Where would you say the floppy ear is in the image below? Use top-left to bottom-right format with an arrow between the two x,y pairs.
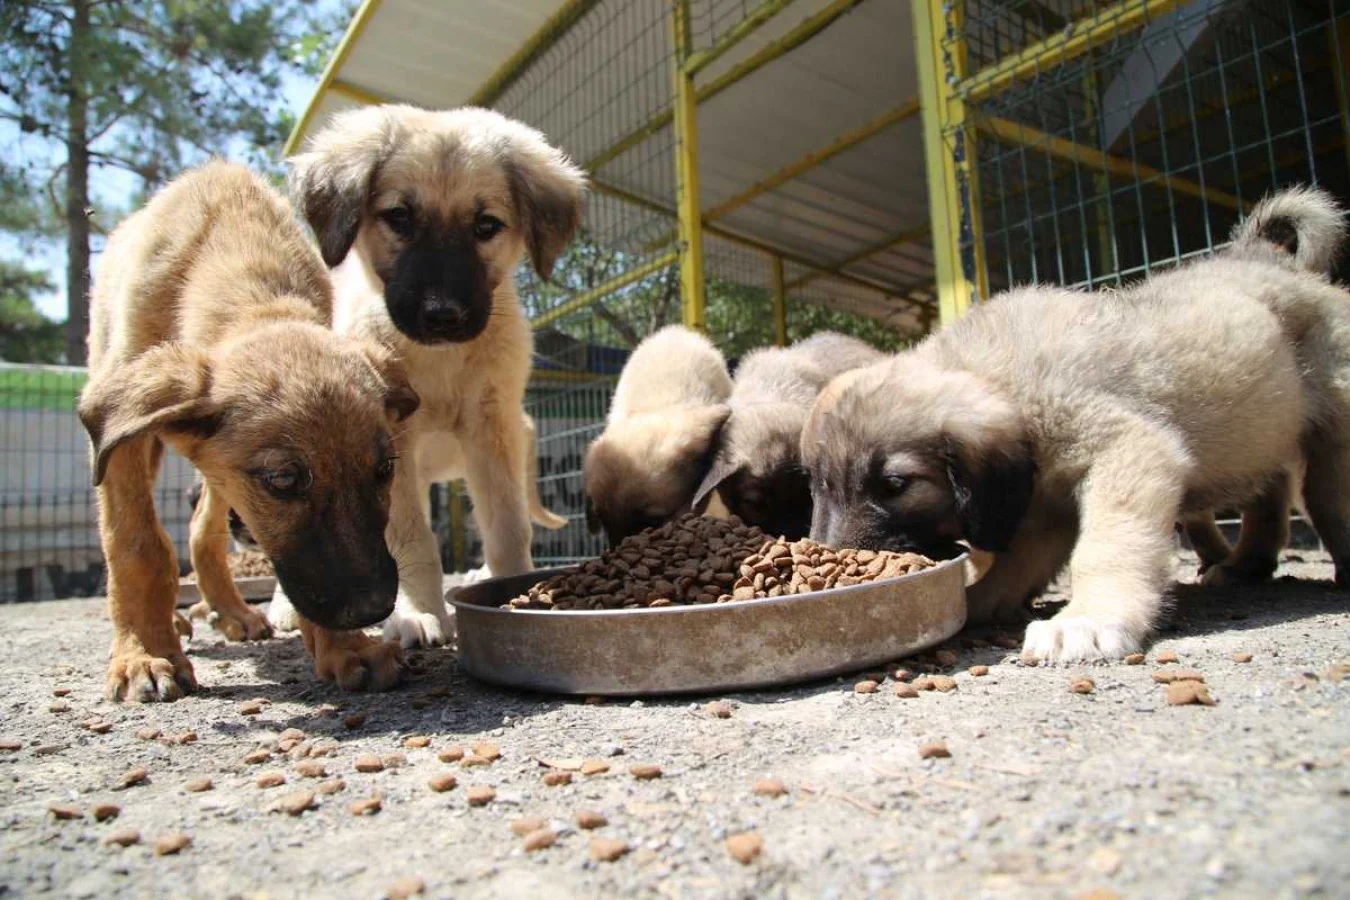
287,106 -> 402,267
691,453 -> 739,516
944,437 -> 1035,552
360,344 -> 421,424
667,404 -> 731,509
77,345 -> 220,488
501,124 -> 587,280
584,494 -> 601,535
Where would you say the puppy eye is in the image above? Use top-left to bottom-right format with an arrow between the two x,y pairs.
380,206 -> 415,237
881,474 -> 910,495
257,464 -> 310,499
474,215 -> 505,241
376,456 -> 397,483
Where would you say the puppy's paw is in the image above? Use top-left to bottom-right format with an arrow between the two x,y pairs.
382,601 -> 454,649
1021,616 -> 1141,664
106,648 -> 197,703
267,590 -> 300,632
310,630 -> 405,692
1199,558 -> 1276,588
187,600 -> 272,641
462,565 -> 494,585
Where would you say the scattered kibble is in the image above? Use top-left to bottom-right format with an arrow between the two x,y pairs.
522,828 -> 556,852
1170,669 -> 1205,683
185,777 -> 213,793
894,683 -> 920,699
930,675 -> 958,692
576,810 -> 608,830
278,728 -> 306,743
91,803 -> 120,822
386,876 -> 425,899
461,754 -> 491,768
511,816 -> 547,836
317,779 -> 346,795
854,680 -> 879,694
256,772 -> 286,789
629,764 -> 662,780
48,803 -> 82,820
84,719 -> 114,734
1070,677 -> 1096,694
104,828 -> 140,847
0,738 -> 22,752
48,701 -> 70,713
471,742 -> 501,761
354,755 -> 384,773
590,837 -> 630,862
1124,653 -> 1145,665
752,778 -> 787,798
52,688 -> 72,697
918,741 -> 951,760
705,701 -> 733,718
968,665 -> 989,677
1166,681 -> 1216,706
580,760 -> 610,776
117,767 -> 149,789
349,796 -> 381,816
403,735 -> 431,749
296,761 -> 327,779
466,786 -> 496,807
428,773 -> 458,793
275,791 -> 317,816
913,677 -> 936,691
1156,651 -> 1179,664
243,749 -> 271,765
382,753 -> 408,769
238,701 -> 263,716
438,746 -> 465,763
543,771 -> 573,787
154,833 -> 191,856
726,831 -> 764,865
1232,652 -> 1253,663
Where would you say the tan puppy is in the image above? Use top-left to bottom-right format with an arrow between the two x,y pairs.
287,105 -> 583,648
78,162 -> 418,700
693,332 -> 884,539
584,325 -> 732,544
804,188 -> 1350,662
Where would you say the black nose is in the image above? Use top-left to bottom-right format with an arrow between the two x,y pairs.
423,296 -> 466,329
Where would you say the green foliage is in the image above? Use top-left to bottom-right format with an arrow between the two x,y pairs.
0,261 -> 64,364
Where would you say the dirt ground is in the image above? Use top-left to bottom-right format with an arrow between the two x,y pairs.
0,551 -> 1346,899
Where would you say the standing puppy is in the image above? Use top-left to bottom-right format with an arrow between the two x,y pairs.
584,326 -> 732,544
804,188 -> 1350,662
693,333 -> 884,539
79,162 -> 417,700
287,105 -> 584,648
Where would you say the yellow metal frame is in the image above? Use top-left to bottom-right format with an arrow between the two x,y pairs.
786,225 -> 930,290
683,0 -> 798,76
532,251 -> 679,329
468,0 -> 605,108
283,0 -> 385,156
771,255 -> 787,346
671,0 -> 707,332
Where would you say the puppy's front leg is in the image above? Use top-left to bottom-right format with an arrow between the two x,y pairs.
1023,430 -> 1186,663
382,462 -> 453,648
966,514 -> 1076,625
298,616 -> 404,692
463,406 -> 533,578
1200,473 -> 1290,586
100,437 -> 197,702
186,479 -> 272,641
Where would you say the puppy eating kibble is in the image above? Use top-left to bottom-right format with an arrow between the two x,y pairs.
693,332 -> 884,539
803,187 -> 1350,662
287,104 -> 581,647
78,162 -> 417,700
584,326 -> 733,544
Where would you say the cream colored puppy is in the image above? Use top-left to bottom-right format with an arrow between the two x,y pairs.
285,105 -> 584,648
805,187 -> 1350,662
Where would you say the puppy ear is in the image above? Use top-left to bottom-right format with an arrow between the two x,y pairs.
499,120 -> 587,281
691,454 -> 738,516
78,345 -> 220,487
944,438 -> 1035,552
288,106 -> 402,267
584,494 -> 601,535
360,345 -> 421,424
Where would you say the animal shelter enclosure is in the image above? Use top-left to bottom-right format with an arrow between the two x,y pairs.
1,0 -> 1346,598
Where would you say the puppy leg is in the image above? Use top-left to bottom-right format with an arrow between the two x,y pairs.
1181,512 -> 1231,574
298,616 -> 404,692
1023,430 -> 1186,663
382,466 -> 453,648
464,408 -> 534,578
1302,435 -> 1350,586
1201,475 -> 1290,586
966,514 -> 1077,625
186,479 -> 272,640
100,437 -> 197,702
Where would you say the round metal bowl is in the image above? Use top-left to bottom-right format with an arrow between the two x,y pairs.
446,553 -> 968,697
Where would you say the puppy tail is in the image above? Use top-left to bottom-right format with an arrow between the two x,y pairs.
1229,185 -> 1346,275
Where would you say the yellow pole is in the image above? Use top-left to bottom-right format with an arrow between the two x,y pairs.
671,0 -> 707,332
771,255 -> 787,346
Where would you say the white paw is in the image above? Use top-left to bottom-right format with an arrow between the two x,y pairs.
1021,615 -> 1141,663
267,588 -> 300,633
382,598 -> 454,649
462,565 -> 494,585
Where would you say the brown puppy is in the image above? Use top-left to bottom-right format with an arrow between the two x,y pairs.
804,188 -> 1350,663
79,161 -> 418,701
584,326 -> 732,544
693,332 -> 884,539
287,105 -> 582,647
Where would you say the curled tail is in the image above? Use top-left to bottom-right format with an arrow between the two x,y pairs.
1229,186 -> 1346,274
523,413 -> 568,530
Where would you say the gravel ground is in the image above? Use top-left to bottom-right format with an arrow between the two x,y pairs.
1,551 -> 1346,899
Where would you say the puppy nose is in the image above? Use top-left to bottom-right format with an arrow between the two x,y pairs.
422,294 -> 465,328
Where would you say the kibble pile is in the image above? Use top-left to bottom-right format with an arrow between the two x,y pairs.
229,552 -> 274,578
507,513 -> 935,611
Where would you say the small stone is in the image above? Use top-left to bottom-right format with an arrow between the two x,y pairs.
354,755 -> 384,773
466,786 -> 496,807
919,741 -> 951,759
590,838 -> 630,862
580,759 -> 610,776
894,683 -> 920,699
256,772 -> 286,789
1124,653 -> 1145,665
317,779 -> 346,795
428,773 -> 458,793
968,665 -> 990,677
576,810 -> 608,830
854,680 -> 879,694
238,701 -> 263,716
1167,681 -> 1216,706
296,761 -> 327,779
104,827 -> 140,847
386,876 -> 425,899
48,700 -> 70,713
91,803 -> 121,822
704,701 -> 733,718
726,831 -> 764,864
930,675 -> 958,692
935,649 -> 959,667
1232,652 -> 1253,663
752,778 -> 787,798
522,828 -> 556,852
438,745 -> 465,763
154,833 -> 191,855
629,764 -> 662,780
1070,677 -> 1096,694
471,742 -> 501,761
1156,650 -> 1179,664
511,816 -> 547,836
343,712 -> 367,729
48,802 -> 82,820
543,771 -> 573,787
185,777 -> 212,793
349,796 -> 381,816
118,767 -> 149,789
403,735 -> 431,749
243,749 -> 271,765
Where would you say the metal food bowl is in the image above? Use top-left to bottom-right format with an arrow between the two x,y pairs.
446,553 -> 968,696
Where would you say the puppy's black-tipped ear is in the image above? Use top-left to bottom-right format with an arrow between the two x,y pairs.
945,438 -> 1035,552
691,454 -> 738,516
584,495 -> 601,535
288,106 -> 403,267
500,122 -> 587,281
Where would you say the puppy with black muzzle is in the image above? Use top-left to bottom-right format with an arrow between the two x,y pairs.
803,187 -> 1350,663
584,326 -> 732,544
79,162 -> 418,701
692,332 -> 884,539
286,105 -> 581,648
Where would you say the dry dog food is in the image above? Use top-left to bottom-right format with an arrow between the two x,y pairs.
752,778 -> 787,798
105,828 -> 141,847
348,796 -> 381,816
511,816 -> 547,836
1167,681 -> 1216,706
1070,677 -> 1096,694
91,803 -> 120,822
580,760 -> 610,776
726,831 -> 764,864
918,741 -> 951,759
154,833 -> 191,856
576,810 -> 608,829
428,773 -> 458,793
629,764 -> 663,780
466,786 -> 496,806
184,777 -> 213,793
523,828 -> 556,852
505,514 -> 935,610
590,838 -> 630,862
